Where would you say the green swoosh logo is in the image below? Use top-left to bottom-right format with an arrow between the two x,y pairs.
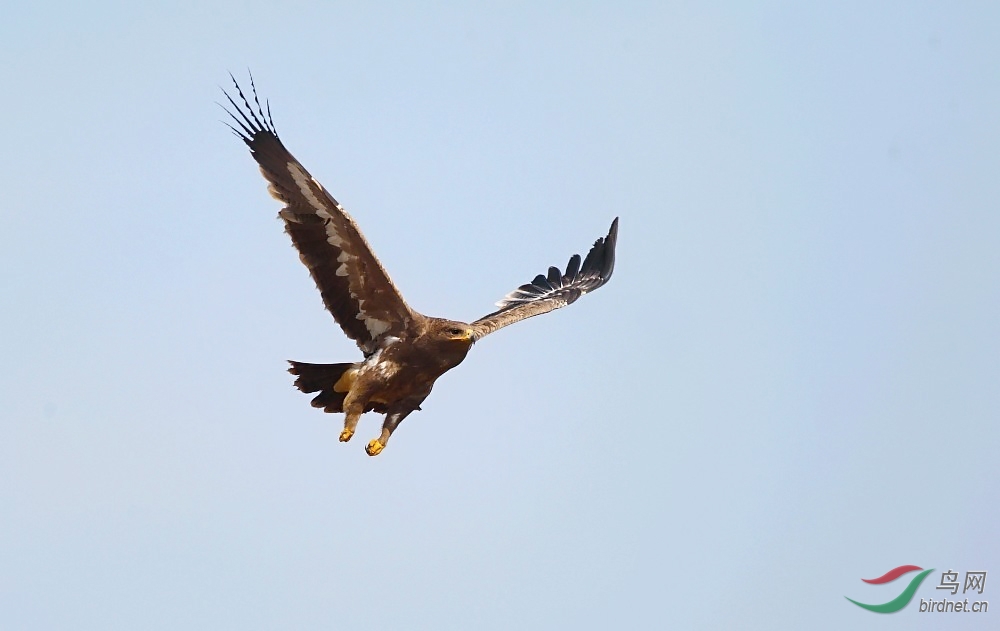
846,569 -> 934,613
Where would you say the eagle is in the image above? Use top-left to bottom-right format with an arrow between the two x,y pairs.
223,76 -> 618,456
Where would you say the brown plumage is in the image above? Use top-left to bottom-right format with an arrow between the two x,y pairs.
223,74 -> 618,456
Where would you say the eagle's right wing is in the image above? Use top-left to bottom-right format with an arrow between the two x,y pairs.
470,218 -> 618,340
223,76 -> 420,354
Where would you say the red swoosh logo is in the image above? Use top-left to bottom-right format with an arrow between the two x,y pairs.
862,565 -> 923,584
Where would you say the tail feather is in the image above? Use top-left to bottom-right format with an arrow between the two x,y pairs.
287,361 -> 357,413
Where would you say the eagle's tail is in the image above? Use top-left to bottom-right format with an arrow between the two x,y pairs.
287,361 -> 358,413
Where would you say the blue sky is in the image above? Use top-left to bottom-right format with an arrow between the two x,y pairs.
1,2 -> 997,629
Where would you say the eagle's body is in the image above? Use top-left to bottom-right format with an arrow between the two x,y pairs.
224,76 -> 618,455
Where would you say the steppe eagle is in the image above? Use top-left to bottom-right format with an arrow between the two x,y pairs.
223,75 -> 618,456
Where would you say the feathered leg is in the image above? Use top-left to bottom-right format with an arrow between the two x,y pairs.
340,379 -> 374,443
365,407 -> 416,456
340,412 -> 362,443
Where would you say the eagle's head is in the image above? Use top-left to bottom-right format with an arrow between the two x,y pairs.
432,318 -> 475,346
423,317 -> 475,368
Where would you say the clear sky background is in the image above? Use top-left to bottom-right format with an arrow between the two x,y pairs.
1,2 -> 997,630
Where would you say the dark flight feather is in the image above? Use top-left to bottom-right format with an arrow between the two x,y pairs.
222,75 -> 419,355
470,217 -> 618,339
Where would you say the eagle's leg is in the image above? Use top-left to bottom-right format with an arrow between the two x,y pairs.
365,408 -> 414,457
339,411 -> 361,443
340,383 -> 374,443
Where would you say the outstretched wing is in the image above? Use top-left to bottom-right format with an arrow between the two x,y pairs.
222,75 -> 420,355
470,218 -> 618,340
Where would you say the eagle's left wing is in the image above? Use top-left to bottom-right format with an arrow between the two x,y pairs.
470,218 -> 618,340
223,76 -> 420,355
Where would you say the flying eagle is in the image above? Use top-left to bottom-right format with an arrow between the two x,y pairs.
223,76 -> 618,456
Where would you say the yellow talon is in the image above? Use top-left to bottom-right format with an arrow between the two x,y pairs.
366,439 -> 384,456
339,428 -> 354,442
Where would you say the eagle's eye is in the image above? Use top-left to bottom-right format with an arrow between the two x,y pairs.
448,328 -> 464,336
